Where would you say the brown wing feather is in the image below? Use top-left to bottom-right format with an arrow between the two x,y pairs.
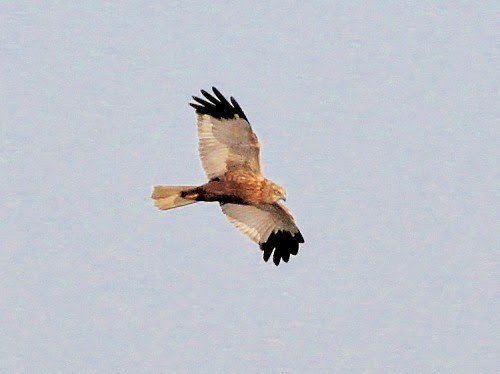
190,87 -> 261,179
220,202 -> 304,265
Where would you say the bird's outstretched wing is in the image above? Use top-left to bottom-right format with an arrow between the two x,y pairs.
220,202 -> 304,265
189,87 -> 261,180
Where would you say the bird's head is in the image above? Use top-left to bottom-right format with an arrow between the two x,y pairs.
270,182 -> 287,202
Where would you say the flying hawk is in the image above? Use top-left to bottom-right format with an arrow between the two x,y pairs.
152,87 -> 304,265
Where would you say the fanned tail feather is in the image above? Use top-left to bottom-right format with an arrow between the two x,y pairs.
151,185 -> 197,210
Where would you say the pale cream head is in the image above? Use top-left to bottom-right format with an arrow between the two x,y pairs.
270,182 -> 287,202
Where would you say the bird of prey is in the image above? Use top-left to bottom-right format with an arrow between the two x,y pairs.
152,87 -> 304,265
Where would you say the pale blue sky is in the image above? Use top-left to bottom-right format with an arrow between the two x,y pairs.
1,1 -> 498,372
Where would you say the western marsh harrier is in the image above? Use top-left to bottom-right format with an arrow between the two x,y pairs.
152,87 -> 304,265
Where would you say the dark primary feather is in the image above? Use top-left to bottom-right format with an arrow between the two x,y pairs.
189,87 -> 248,121
260,230 -> 305,266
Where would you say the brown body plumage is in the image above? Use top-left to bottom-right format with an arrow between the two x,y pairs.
181,173 -> 282,206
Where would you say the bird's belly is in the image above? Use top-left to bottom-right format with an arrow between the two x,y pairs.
199,178 -> 264,205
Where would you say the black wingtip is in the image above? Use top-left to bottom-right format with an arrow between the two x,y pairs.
189,87 -> 248,121
212,86 -> 222,97
260,230 -> 304,266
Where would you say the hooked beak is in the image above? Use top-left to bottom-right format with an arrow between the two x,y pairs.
281,195 -> 287,202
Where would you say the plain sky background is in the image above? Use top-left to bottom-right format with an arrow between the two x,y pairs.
1,1 -> 498,372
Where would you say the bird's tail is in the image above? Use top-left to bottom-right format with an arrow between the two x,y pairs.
151,185 -> 198,210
